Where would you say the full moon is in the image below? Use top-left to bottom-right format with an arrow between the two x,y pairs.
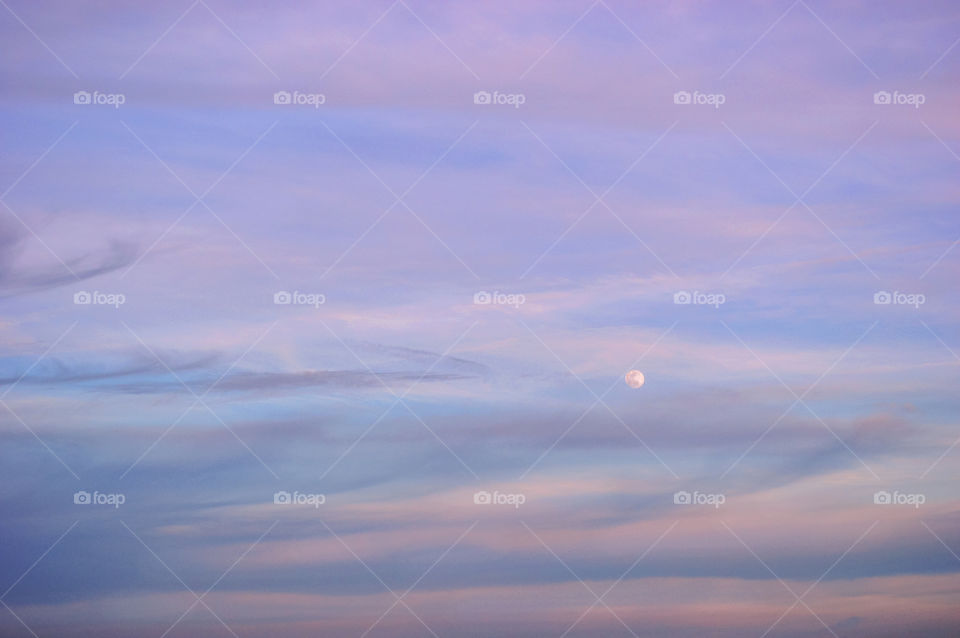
625,370 -> 645,389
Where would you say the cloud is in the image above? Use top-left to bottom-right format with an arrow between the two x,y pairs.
0,220 -> 138,297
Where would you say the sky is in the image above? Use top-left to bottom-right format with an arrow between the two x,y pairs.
1,1 -> 959,636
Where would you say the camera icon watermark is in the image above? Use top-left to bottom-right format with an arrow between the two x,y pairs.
873,90 -> 925,108
473,290 -> 525,308
473,490 -> 526,508
873,490 -> 925,508
74,490 -> 125,508
673,490 -> 725,508
273,490 -> 325,508
74,290 -> 126,308
274,290 -> 325,308
473,90 -> 525,108
73,90 -> 125,108
873,290 -> 925,308
273,90 -> 325,108
673,290 -> 725,308
673,90 -> 725,108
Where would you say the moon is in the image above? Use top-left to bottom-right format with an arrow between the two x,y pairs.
625,370 -> 645,389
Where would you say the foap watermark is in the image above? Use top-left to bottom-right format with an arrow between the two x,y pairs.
273,90 -> 326,108
674,290 -> 725,308
74,290 -> 126,308
473,490 -> 526,509
274,290 -> 325,308
874,490 -> 925,508
73,90 -> 125,108
673,90 -> 725,109
473,90 -> 526,108
474,290 -> 525,308
273,490 -> 326,508
874,290 -> 925,308
873,90 -> 925,108
74,490 -> 125,508
673,490 -> 725,508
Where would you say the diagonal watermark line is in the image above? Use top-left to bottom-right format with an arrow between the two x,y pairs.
121,521 -> 240,638
721,320 -> 878,479
920,36 -> 960,79
520,120 -> 611,202
198,200 -> 281,278
0,200 -> 80,280
1,121 -> 82,279
123,117 -> 273,205
0,600 -> 39,638
0,0 -> 78,78
798,0 -> 879,79
120,120 -> 202,198
119,320 -> 278,479
318,0 -> 400,81
120,0 -> 201,79
720,120 -> 879,280
921,521 -> 960,563
520,0 -> 600,80
121,320 -> 280,479
159,520 -> 279,638
0,401 -> 81,479
311,322 -> 477,473
720,0 -> 878,80
361,521 -> 478,638
918,120 -> 960,279
557,520 -> 679,638
721,121 -> 800,198
920,320 -> 960,368
524,520 -> 678,638
918,321 -> 960,478
400,201 -> 481,279
519,0 -> 680,82
0,520 -> 78,638
799,200 -> 880,279
198,0 -> 280,79
401,400 -> 481,479
120,120 -> 280,279
723,519 -> 877,638
317,319 -> 481,480
1,520 -> 79,600
314,322 -> 480,480
2,122 -> 79,201
598,0 -> 678,79
720,320 -> 881,480
518,321 -> 678,480
0,321 -> 81,479
519,120 -> 679,280
318,120 -> 480,281
318,401 -> 400,482
919,120 -> 960,163
321,520 -> 442,638
719,0 -> 800,80
1,320 -> 78,399
399,0 -> 480,80
120,0 -> 278,80
802,121 -> 880,199
718,201 -> 798,280
522,522 -> 638,638
921,440 -> 960,480
516,317 -> 679,479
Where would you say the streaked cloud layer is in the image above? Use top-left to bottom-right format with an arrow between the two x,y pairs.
1,1 -> 959,636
